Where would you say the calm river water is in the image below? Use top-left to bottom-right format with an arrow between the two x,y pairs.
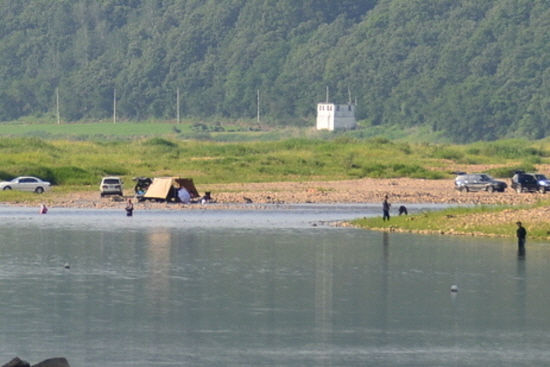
1,204 -> 550,367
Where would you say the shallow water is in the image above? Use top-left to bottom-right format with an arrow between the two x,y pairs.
0,204 -> 549,366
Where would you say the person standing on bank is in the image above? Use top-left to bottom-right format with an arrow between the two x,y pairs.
382,195 -> 391,221
516,221 -> 526,249
125,199 -> 134,217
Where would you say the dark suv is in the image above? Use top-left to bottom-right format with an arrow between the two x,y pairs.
533,173 -> 550,193
511,173 -> 539,193
455,173 -> 507,193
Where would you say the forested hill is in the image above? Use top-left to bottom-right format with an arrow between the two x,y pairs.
1,0 -> 550,142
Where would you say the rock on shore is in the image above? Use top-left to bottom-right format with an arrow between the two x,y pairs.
2,357 -> 69,367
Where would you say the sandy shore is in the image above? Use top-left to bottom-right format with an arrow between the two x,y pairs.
27,177 -> 546,210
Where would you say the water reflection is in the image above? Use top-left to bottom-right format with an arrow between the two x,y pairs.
516,248 -> 526,328
314,237 -> 333,348
146,229 -> 172,308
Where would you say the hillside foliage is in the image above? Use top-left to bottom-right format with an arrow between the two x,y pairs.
1,0 -> 550,142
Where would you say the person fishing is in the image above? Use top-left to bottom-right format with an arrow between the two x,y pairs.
516,221 -> 526,250
382,195 -> 391,221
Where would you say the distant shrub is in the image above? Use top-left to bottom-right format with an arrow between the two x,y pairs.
394,164 -> 417,176
10,166 -> 56,184
333,136 -> 358,144
143,137 -> 178,148
0,170 -> 11,181
487,163 -> 537,178
471,141 -> 549,159
361,163 -> 387,177
369,137 -> 392,145
361,163 -> 446,179
431,147 -> 464,160
396,142 -> 412,155
180,132 -> 212,141
52,166 -> 95,185
525,156 -> 543,164
0,137 -> 56,152
97,166 -> 129,177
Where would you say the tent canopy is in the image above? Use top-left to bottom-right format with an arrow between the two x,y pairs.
143,177 -> 199,201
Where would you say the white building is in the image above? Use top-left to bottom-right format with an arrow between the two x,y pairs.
316,102 -> 356,131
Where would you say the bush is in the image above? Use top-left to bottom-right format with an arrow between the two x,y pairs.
432,147 -> 464,160
9,166 -> 56,184
143,137 -> 178,148
361,163 -> 387,177
52,166 -> 95,185
486,164 -> 537,178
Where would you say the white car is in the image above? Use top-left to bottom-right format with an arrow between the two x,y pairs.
0,176 -> 52,193
100,176 -> 123,197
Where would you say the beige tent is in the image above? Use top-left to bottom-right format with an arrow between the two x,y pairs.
142,177 -> 200,202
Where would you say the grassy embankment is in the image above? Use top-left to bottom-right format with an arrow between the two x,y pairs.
351,202 -> 550,240
2,121 -> 550,238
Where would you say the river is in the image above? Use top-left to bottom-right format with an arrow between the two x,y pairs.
0,204 -> 549,367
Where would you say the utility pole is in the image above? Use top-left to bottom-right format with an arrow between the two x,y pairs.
113,88 -> 116,123
56,88 -> 60,124
256,89 -> 260,123
177,88 -> 180,123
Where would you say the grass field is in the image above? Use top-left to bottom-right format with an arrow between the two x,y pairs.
0,121 -> 549,190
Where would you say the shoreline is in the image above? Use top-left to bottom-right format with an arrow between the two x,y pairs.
11,177 -> 547,210
4,177 -> 547,239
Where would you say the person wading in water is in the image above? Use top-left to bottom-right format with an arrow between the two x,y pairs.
516,221 -> 526,250
382,195 -> 391,221
125,199 -> 134,217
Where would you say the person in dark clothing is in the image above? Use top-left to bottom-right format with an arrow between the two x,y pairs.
382,195 -> 391,221
516,221 -> 526,249
398,205 -> 408,216
200,191 -> 214,204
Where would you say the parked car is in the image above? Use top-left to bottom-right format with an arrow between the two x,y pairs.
455,173 -> 507,193
132,176 -> 152,196
100,176 -> 123,197
533,173 -> 550,193
511,172 -> 540,193
0,176 -> 51,193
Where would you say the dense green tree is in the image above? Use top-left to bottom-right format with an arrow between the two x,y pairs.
3,0 -> 550,142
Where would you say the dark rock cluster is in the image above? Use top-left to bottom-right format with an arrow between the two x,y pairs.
2,357 -> 69,367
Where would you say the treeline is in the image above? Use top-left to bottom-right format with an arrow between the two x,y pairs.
1,0 -> 549,143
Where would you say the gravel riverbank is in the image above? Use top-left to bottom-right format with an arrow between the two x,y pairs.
16,177 -> 547,209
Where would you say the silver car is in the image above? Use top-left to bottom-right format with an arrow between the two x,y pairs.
0,176 -> 52,193
100,176 -> 123,197
455,173 -> 507,192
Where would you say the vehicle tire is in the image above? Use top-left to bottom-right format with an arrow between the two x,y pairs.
516,186 -> 523,193
539,187 -> 546,194
3,186 -> 12,190
34,187 -> 44,194
459,186 -> 469,192
487,186 -> 495,193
